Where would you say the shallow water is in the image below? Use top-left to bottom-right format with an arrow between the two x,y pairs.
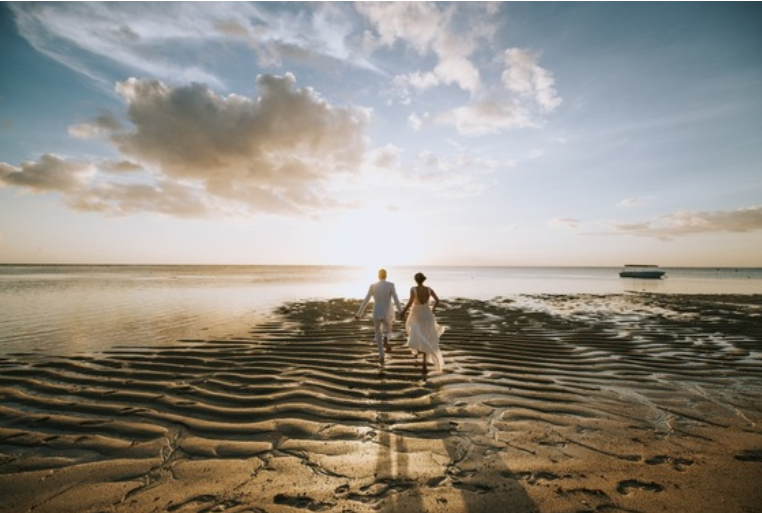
1,265 -> 760,356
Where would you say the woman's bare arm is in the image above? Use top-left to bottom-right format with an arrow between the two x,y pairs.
402,287 -> 415,314
430,288 -> 440,312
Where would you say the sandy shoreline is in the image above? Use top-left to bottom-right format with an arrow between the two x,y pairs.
1,294 -> 761,512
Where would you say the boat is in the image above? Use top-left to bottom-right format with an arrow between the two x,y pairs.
619,264 -> 666,279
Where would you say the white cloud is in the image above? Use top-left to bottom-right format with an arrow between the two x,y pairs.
407,112 -> 424,131
429,45 -> 562,136
548,218 -> 580,230
9,3 -> 377,92
355,4 -> 562,137
359,143 -> 502,199
356,2 -> 443,55
12,2 -> 561,140
434,46 -> 562,137
399,148 -> 500,198
434,55 -> 481,93
357,2 -> 487,95
613,206 -> 762,240
10,2 -> 235,89
502,48 -> 562,113
527,149 -> 545,159
435,99 -> 532,136
368,144 -> 401,169
618,197 -> 648,208
404,71 -> 440,93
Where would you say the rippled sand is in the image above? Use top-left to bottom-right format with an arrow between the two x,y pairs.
1,295 -> 761,513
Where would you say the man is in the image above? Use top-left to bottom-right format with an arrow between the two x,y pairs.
355,268 -> 402,366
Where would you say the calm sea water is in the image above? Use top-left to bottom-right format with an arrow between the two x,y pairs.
1,265 -> 760,356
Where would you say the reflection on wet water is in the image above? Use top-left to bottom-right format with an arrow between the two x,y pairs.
1,265 -> 760,356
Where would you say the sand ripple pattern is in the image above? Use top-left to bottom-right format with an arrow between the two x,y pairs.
1,295 -> 761,513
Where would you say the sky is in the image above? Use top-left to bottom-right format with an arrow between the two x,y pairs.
1,2 -> 761,267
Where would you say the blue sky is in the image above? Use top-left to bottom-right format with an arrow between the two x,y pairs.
1,2 -> 761,266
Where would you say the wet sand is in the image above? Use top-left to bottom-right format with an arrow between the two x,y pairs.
1,294 -> 761,513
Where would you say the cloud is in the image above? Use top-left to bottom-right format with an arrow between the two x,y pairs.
0,154 -> 209,217
613,206 -> 762,240
355,4 -> 562,137
618,197 -> 648,207
527,149 -> 545,160
407,112 -> 424,131
11,2 -> 561,139
8,3 -> 376,92
368,144 -> 401,169
502,48 -> 562,113
72,180 -> 212,218
400,149 -> 501,198
9,2 -> 233,90
358,142 -> 502,199
113,73 -> 366,181
100,160 -> 143,174
434,99 -> 532,136
434,47 -> 562,136
112,73 -> 367,216
0,154 -> 95,193
548,218 -> 580,230
1,74 -> 369,218
68,110 -> 123,139
357,2 -> 443,54
357,2 -> 487,95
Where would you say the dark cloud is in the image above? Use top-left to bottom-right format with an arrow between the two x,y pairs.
69,110 -> 123,139
1,74 -> 368,218
115,74 -> 364,175
72,181 -> 210,218
110,74 -> 367,214
213,19 -> 250,38
100,160 -> 143,174
0,154 -> 94,193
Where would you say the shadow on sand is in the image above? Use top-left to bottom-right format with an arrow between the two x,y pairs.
364,350 -> 538,512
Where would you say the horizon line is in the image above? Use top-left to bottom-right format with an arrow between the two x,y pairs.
1,262 -> 760,270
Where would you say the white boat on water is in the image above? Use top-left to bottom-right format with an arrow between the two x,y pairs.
619,264 -> 666,279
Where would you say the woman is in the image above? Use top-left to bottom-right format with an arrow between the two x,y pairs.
401,272 -> 445,373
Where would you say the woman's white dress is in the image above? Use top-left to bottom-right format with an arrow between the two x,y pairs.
405,287 -> 445,371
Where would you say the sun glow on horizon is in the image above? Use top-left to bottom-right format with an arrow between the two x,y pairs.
321,206 -> 426,268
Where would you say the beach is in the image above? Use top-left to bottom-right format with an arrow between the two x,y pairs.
1,293 -> 761,512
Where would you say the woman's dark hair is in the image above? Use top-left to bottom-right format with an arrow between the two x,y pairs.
414,272 -> 427,284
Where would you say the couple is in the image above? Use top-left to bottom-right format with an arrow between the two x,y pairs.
354,269 -> 445,372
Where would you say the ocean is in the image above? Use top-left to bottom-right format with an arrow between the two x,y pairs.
1,264 -> 760,356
